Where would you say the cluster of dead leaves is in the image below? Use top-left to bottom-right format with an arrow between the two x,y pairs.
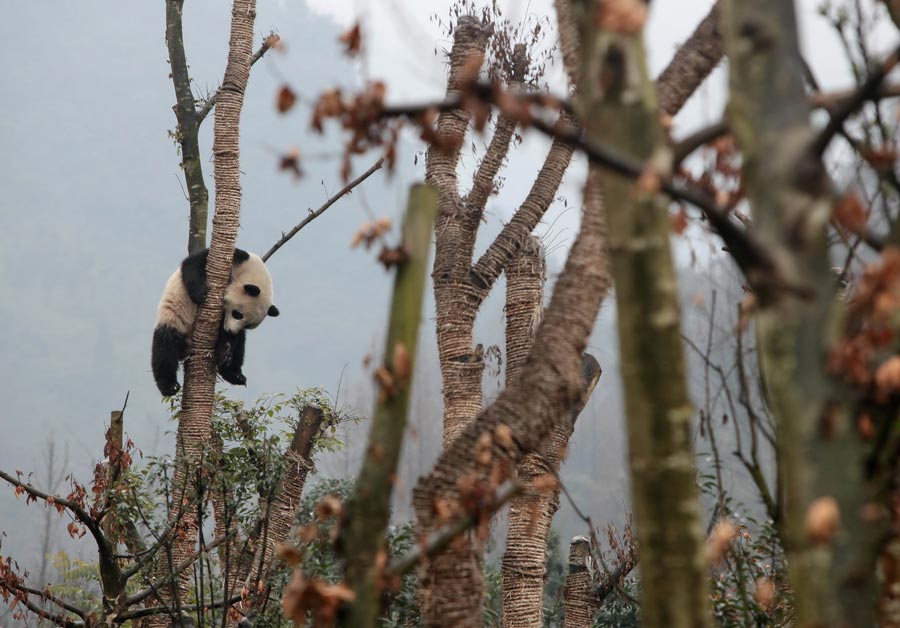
281,571 -> 355,628
277,493 -> 353,627
351,217 -> 391,250
829,248 -> 900,398
373,342 -> 411,404
594,0 -> 648,35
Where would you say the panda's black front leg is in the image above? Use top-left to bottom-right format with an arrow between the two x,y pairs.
216,328 -> 247,386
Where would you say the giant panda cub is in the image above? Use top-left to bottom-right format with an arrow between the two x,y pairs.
152,247 -> 279,397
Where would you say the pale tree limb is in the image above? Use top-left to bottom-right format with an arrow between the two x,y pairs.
165,0 -> 209,255
262,157 -> 385,262
343,184 -> 438,626
723,0 -> 877,624
587,12 -> 712,628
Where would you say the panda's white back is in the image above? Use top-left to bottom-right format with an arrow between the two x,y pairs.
156,269 -> 197,333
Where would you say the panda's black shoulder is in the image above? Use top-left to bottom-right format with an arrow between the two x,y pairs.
181,247 -> 249,273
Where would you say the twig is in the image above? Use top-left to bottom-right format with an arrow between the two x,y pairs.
197,33 -> 279,124
812,44 -> 900,156
8,583 -> 86,620
387,480 -> 520,576
261,157 -> 384,262
125,532 -> 236,606
114,594 -> 244,623
0,469 -> 119,586
672,119 -> 730,169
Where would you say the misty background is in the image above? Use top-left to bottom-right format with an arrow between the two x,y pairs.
1,0 -> 895,580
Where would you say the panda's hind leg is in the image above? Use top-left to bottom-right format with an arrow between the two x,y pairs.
152,325 -> 188,396
216,328 -> 247,386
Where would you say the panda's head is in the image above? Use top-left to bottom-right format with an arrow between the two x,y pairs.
222,253 -> 279,334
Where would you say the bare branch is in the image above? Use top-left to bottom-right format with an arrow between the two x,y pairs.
0,470 -> 120,590
8,583 -> 86,621
470,113 -> 576,295
812,44 -> 900,156
656,1 -> 723,116
126,533 -> 235,607
262,157 -> 384,262
114,594 -> 244,623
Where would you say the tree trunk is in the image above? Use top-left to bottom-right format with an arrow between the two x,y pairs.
500,179 -> 607,628
563,537 -> 597,628
149,1 -> 257,624
587,21 -> 712,628
344,184 -> 438,627
165,0 -> 209,255
723,1 -> 878,624
414,138 -> 608,628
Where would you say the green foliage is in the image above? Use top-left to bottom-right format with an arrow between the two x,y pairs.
697,470 -> 793,627
592,578 -> 640,628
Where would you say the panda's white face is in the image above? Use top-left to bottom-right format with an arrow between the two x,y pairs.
222,253 -> 279,334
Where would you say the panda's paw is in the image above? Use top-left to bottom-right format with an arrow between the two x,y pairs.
221,372 -> 247,386
160,381 -> 181,397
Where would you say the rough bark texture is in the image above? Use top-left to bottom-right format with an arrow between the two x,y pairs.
344,184 -> 438,627
588,25 -> 712,628
151,1 -> 257,624
563,537 -> 597,628
414,147 -> 608,628
656,1 -> 723,117
723,1 -> 875,625
165,0 -> 209,255
500,180 -> 607,628
421,15 -> 579,625
427,16 -> 493,449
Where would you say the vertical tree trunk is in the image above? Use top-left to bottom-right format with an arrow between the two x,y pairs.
344,184 -> 438,627
500,182 -> 607,628
563,537 -> 597,628
427,17 -> 493,447
165,0 -> 209,255
150,2 -> 257,624
723,1 -> 878,624
586,19 -> 712,628
415,135 -> 608,628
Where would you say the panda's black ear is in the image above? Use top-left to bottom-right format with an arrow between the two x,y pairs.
233,248 -> 250,264
243,284 -> 261,297
268,305 -> 280,317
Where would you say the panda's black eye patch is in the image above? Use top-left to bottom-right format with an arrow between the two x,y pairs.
232,310 -> 244,320
243,284 -> 261,297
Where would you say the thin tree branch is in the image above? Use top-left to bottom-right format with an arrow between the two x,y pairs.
127,532 -> 235,606
672,119 -> 730,169
812,44 -> 900,156
8,584 -> 86,620
114,594 -> 244,623
0,470 -> 120,590
262,157 -> 384,262
1,587 -> 83,628
197,33 -> 279,124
